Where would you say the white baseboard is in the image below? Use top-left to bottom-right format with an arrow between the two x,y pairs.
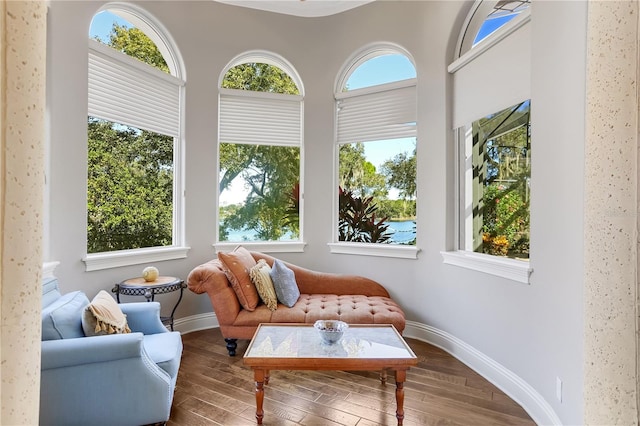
404,321 -> 561,426
174,314 -> 561,426
173,312 -> 218,334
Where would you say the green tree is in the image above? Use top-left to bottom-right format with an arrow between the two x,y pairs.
87,119 -> 173,253
381,143 -> 416,218
218,63 -> 301,241
100,24 -> 170,73
219,145 -> 299,241
339,143 -> 387,198
221,63 -> 298,94
381,145 -> 417,199
475,101 -> 531,257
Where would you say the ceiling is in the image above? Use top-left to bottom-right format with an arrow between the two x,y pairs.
214,0 -> 375,17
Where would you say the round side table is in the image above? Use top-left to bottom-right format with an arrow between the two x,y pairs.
112,276 -> 186,331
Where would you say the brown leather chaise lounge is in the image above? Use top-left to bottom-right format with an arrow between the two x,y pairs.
188,251 -> 406,356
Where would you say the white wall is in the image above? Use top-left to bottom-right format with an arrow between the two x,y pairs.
46,1 -> 589,424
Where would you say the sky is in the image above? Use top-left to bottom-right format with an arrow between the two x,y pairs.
89,11 -> 130,41
474,13 -> 519,45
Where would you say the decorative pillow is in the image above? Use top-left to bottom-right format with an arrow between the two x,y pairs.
42,290 -> 90,340
82,290 -> 131,336
249,259 -> 278,311
218,246 -> 259,311
269,259 -> 300,308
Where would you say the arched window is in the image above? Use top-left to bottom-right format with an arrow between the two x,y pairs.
217,52 -> 303,246
85,5 -> 186,270
333,44 -> 417,251
444,0 -> 532,282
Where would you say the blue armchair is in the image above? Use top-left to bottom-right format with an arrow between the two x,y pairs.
40,276 -> 182,426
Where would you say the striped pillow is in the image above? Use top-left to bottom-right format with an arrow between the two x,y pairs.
250,259 -> 278,311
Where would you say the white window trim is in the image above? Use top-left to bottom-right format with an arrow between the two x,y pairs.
328,242 -> 419,259
87,7 -> 186,264
444,4 -> 533,284
333,44 -> 418,254
83,246 -> 190,272
446,110 -> 532,284
214,241 -> 306,254
441,250 -> 532,284
216,51 -> 305,247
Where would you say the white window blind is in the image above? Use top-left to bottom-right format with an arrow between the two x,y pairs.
449,16 -> 531,128
88,39 -> 184,137
219,89 -> 302,147
336,79 -> 416,145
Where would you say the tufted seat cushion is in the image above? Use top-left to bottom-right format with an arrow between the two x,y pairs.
234,294 -> 405,333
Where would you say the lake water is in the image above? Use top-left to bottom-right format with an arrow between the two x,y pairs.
223,220 -> 416,244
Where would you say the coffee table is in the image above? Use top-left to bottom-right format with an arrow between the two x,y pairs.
243,323 -> 418,425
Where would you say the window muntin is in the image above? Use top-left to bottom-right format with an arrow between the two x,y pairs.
335,46 -> 417,246
87,8 -> 184,256
218,57 -> 303,243
460,100 -> 530,259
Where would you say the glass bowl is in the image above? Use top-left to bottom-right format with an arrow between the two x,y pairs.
314,320 -> 348,344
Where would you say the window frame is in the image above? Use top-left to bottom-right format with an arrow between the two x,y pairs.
443,2 -> 532,283
214,51 -> 305,253
83,4 -> 188,271
331,43 -> 419,259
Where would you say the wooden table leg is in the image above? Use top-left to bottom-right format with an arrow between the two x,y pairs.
395,369 -> 407,426
254,369 -> 265,425
380,369 -> 387,385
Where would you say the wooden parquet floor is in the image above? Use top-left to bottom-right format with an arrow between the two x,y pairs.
169,328 -> 535,426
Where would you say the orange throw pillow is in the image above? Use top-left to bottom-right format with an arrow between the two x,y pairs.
218,246 -> 259,311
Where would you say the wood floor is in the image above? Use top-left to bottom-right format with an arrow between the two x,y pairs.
169,328 -> 535,426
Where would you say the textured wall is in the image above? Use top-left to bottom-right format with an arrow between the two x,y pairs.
0,1 -> 47,424
584,1 -> 639,424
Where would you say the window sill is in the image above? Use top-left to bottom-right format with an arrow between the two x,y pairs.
214,241 -> 307,254
83,246 -> 190,272
328,242 -> 420,259
441,250 -> 532,284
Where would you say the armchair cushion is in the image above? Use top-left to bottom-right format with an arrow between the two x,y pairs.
41,290 -> 89,340
82,290 -> 131,336
270,259 -> 300,307
218,246 -> 259,311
